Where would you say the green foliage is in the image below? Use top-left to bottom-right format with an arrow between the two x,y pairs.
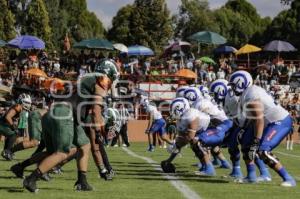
108,0 -> 173,53
0,0 -> 16,41
24,0 -> 53,49
45,0 -> 106,51
174,0 -> 218,39
260,0 -> 300,49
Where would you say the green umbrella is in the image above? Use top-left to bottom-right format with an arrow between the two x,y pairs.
200,56 -> 216,64
73,38 -> 114,50
0,40 -> 6,47
188,31 -> 227,45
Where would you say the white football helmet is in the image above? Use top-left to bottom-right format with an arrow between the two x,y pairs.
176,86 -> 189,98
199,85 -> 211,99
170,98 -> 190,119
140,96 -> 150,108
229,70 -> 253,96
18,93 -> 32,111
210,79 -> 229,102
184,87 -> 203,105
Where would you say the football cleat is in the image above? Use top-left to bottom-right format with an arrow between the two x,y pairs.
10,163 -> 24,179
234,177 -> 257,184
40,173 -> 51,182
1,150 -> 14,161
23,176 -> 38,193
257,175 -> 272,182
161,161 -> 176,173
74,181 -> 93,191
281,179 -> 296,187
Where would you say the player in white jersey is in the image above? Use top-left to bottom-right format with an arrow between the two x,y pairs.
199,85 -> 212,100
176,86 -> 189,98
140,97 -> 173,152
229,70 -> 296,187
161,98 -> 216,175
210,79 -> 271,182
184,87 -> 232,171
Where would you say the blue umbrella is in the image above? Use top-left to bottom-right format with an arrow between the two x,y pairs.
264,40 -> 297,52
214,45 -> 237,54
7,35 -> 45,49
127,45 -> 154,56
0,40 -> 6,47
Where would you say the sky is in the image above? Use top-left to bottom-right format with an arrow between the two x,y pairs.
87,0 -> 290,29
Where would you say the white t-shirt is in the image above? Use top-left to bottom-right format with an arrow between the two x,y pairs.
239,85 -> 289,125
146,105 -> 163,120
176,108 -> 210,134
193,99 -> 228,122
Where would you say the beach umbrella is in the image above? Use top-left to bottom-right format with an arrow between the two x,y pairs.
113,43 -> 128,53
127,45 -> 154,56
0,40 -> 6,47
26,68 -> 48,78
264,40 -> 297,52
188,31 -> 227,45
165,41 -> 191,52
214,45 -> 237,54
199,56 -> 216,64
176,69 -> 197,79
236,44 -> 262,67
7,35 -> 45,49
73,38 -> 114,50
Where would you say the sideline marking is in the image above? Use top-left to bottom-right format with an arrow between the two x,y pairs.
276,151 -> 300,159
122,147 -> 202,199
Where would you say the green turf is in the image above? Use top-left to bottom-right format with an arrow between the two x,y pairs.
0,143 -> 299,199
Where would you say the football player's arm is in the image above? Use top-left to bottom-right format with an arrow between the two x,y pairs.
146,112 -> 153,133
5,105 -> 21,129
247,100 -> 264,140
187,118 -> 199,143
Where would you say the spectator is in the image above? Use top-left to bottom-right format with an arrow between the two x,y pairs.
217,68 -> 226,79
287,61 -> 296,84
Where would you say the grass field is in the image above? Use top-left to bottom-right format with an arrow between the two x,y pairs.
0,143 -> 299,199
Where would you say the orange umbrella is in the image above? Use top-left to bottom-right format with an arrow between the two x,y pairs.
176,69 -> 197,79
26,68 -> 47,78
44,78 -> 65,90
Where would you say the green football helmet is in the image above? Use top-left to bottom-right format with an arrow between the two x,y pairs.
95,59 -> 119,82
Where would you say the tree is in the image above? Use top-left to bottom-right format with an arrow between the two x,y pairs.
107,5 -> 134,44
0,0 -> 16,40
108,0 -> 173,53
174,0 -> 218,39
214,0 -> 270,46
45,0 -> 106,50
24,0 -> 53,49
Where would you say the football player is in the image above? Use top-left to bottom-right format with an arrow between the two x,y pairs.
161,98 -> 213,175
140,97 -> 173,152
229,70 -> 296,187
210,79 -> 271,182
0,93 -> 31,160
184,87 -> 232,170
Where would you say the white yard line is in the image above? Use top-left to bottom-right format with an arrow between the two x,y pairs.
275,151 -> 300,159
122,147 -> 202,199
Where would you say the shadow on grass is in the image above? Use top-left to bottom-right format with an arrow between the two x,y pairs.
119,176 -> 229,183
0,186 -> 24,193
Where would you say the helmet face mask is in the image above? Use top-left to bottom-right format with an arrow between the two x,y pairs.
210,79 -> 229,103
184,87 -> 202,105
95,59 -> 119,83
229,71 -> 253,96
170,98 -> 190,120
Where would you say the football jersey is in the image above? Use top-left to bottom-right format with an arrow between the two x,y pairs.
146,105 -> 163,120
176,108 -> 210,134
239,85 -> 289,125
193,99 -> 228,122
224,89 -> 246,127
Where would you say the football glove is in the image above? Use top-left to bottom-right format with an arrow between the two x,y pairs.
248,138 -> 260,161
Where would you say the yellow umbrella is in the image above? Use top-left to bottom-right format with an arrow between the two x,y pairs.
176,69 -> 197,79
26,68 -> 48,78
236,44 -> 262,67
